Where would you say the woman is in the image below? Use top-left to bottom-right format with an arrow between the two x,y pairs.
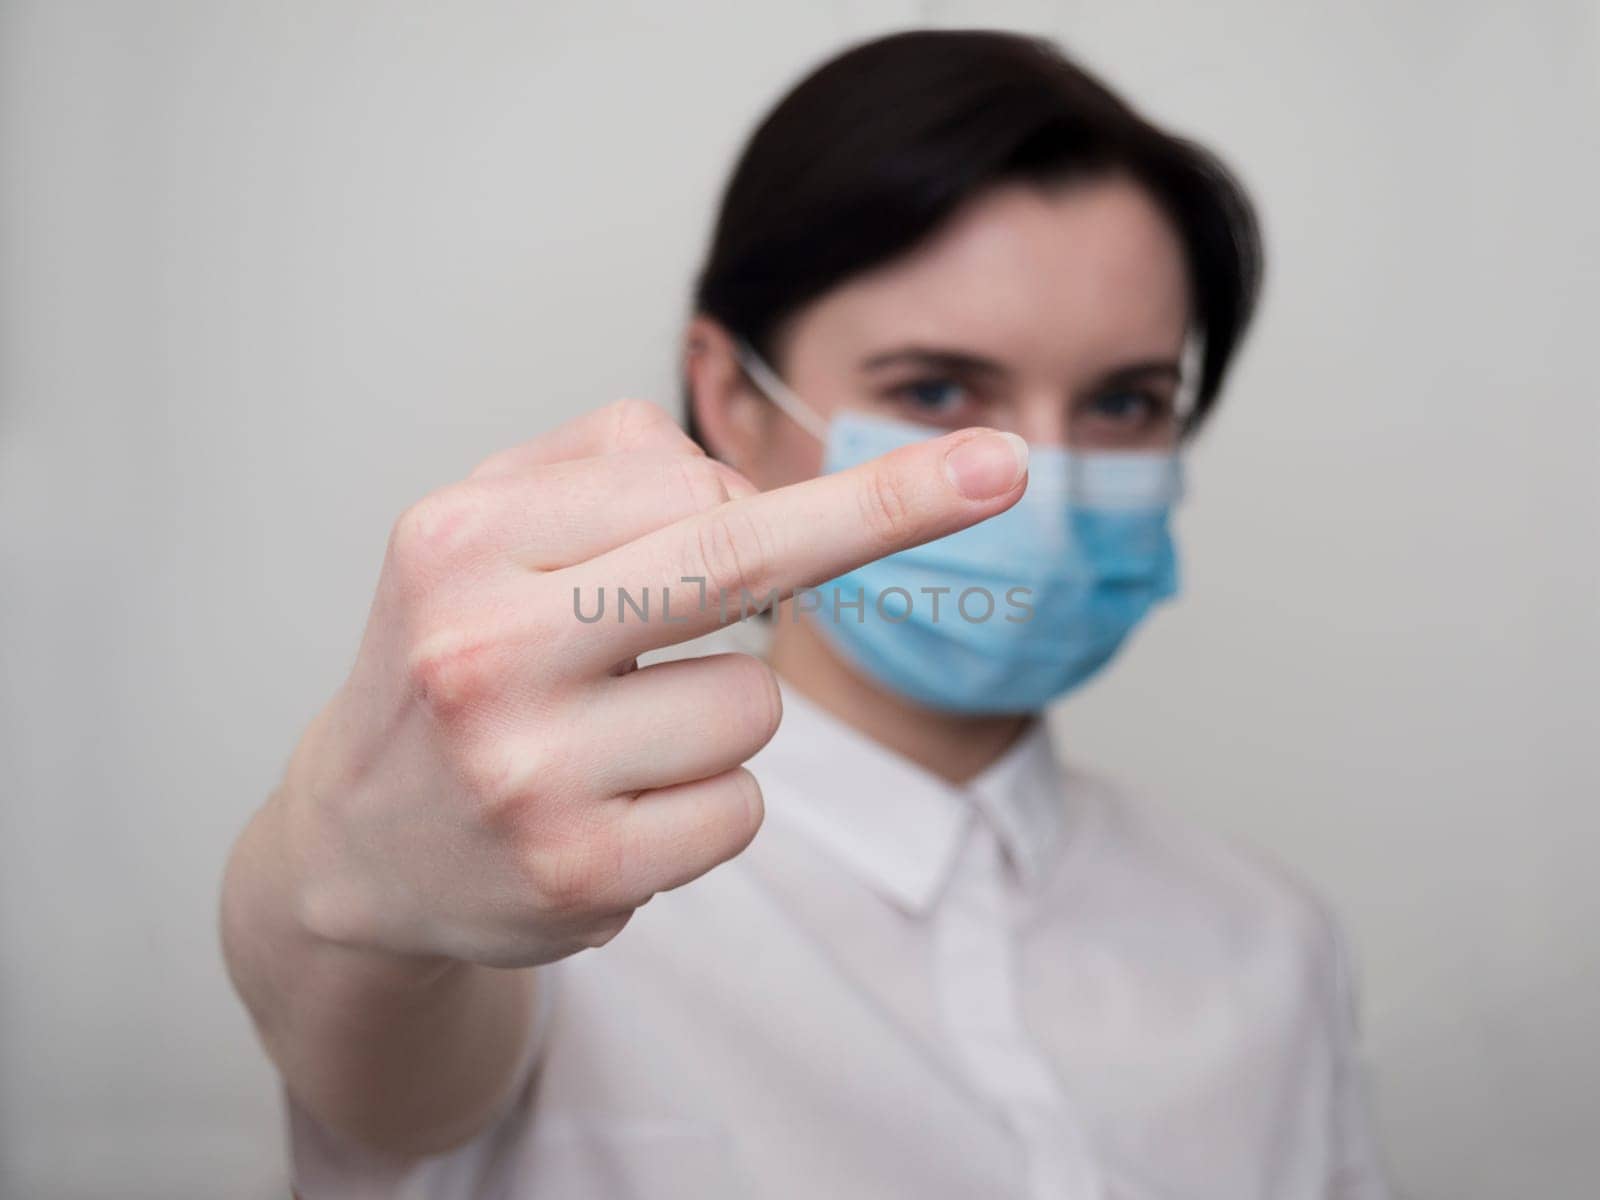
223,30 -> 1390,1199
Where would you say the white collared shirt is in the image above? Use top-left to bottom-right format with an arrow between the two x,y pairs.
290,682 -> 1390,1199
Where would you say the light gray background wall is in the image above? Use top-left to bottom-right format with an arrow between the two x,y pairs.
2,2 -> 1596,1197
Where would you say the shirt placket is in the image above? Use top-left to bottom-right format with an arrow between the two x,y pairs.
934,819 -> 1103,1200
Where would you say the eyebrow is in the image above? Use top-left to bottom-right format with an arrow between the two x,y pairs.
859,346 -> 1009,377
860,346 -> 1185,390
1090,359 -> 1184,390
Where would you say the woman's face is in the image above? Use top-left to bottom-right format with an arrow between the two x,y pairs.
704,174 -> 1193,491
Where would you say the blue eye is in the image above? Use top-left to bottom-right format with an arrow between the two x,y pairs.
1088,389 -> 1161,423
897,378 -> 969,414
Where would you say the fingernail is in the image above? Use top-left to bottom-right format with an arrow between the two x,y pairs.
943,431 -> 1029,500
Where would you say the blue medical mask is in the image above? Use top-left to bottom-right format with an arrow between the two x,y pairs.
735,344 -> 1184,715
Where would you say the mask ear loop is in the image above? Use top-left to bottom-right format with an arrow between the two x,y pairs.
1175,329 -> 1204,435
1164,328 -> 1202,508
733,339 -> 831,443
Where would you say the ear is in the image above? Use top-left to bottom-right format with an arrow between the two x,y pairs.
683,315 -> 768,469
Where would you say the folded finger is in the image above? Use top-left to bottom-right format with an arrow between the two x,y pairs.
470,398 -> 699,480
576,653 -> 782,796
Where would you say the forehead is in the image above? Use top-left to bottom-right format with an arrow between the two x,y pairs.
792,176 -> 1191,372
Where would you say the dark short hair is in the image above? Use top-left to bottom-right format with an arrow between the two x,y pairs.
687,29 -> 1263,443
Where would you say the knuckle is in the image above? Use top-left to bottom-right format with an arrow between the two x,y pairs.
674,455 -> 733,514
531,828 -> 624,914
389,485 -> 489,575
405,627 -> 499,724
533,851 -> 594,913
475,737 -> 577,828
857,467 -> 918,550
468,447 -> 518,479
606,398 -> 684,450
691,509 -> 772,601
576,911 -> 633,950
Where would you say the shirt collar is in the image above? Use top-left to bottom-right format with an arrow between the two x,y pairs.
749,681 -> 1069,915
966,718 -> 1069,891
